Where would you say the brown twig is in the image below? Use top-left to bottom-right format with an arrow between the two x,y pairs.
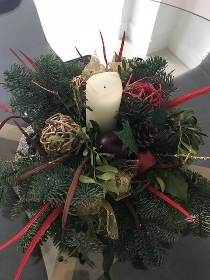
75,47 -> 88,65
123,197 -> 145,245
32,80 -> 70,112
13,153 -> 74,185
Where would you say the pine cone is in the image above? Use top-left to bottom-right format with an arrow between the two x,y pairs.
133,121 -> 158,148
40,113 -> 81,154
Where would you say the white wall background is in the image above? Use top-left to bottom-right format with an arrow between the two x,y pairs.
168,11 -> 210,69
33,0 -> 124,62
156,0 -> 210,20
123,0 -> 210,69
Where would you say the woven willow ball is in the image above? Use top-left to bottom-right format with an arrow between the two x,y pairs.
40,113 -> 81,154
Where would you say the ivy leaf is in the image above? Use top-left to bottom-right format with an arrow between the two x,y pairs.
96,172 -> 116,181
99,181 -> 119,194
114,121 -> 138,155
83,148 -> 88,156
163,170 -> 188,202
156,176 -> 165,192
181,141 -> 196,154
48,135 -> 64,142
96,154 -> 103,165
79,175 -> 96,184
96,165 -> 118,173
76,130 -> 89,141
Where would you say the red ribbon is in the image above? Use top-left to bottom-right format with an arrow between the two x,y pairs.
146,186 -> 195,223
0,103 -> 12,113
15,203 -> 64,280
0,115 -> 31,130
118,31 -> 125,62
165,86 -> 210,110
10,48 -> 31,74
99,30 -> 108,66
0,202 -> 50,250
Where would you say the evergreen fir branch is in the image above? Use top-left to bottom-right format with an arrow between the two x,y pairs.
187,171 -> 210,238
127,56 -> 176,92
4,55 -> 84,127
118,96 -> 152,125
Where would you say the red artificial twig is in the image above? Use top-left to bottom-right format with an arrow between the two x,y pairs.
14,203 -> 64,280
10,49 -> 31,74
99,30 -> 108,66
146,186 -> 195,223
18,50 -> 38,70
62,156 -> 89,235
123,77 -> 167,108
165,86 -> 210,110
0,115 -> 31,130
118,31 -> 126,62
0,202 -> 50,250
0,103 -> 12,113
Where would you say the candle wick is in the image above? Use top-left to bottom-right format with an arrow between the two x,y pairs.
104,86 -> 106,88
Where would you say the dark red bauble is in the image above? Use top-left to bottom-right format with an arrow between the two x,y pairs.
137,150 -> 157,176
99,131 -> 129,159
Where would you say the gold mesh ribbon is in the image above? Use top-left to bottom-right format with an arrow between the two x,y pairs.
70,199 -> 118,239
69,171 -> 133,239
110,171 -> 132,200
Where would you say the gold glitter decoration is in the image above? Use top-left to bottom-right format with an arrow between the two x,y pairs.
158,153 -> 210,161
82,51 -> 127,80
82,51 -> 105,80
72,75 -> 86,91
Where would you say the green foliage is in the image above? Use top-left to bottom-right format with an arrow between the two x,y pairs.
4,54 -> 84,127
118,96 -> 153,125
155,169 -> 188,202
2,52 -> 210,280
187,171 -> 210,238
126,56 -> 176,92
150,107 -> 167,131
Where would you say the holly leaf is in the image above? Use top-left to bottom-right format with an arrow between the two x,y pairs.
163,170 -> 188,202
114,121 -> 138,155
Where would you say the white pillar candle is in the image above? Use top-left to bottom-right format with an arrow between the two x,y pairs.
86,72 -> 122,132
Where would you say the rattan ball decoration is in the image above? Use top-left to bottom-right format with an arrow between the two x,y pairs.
40,113 -> 81,154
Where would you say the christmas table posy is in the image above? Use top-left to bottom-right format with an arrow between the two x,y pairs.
1,34 -> 210,280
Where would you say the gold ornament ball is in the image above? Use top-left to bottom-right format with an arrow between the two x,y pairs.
40,113 -> 81,154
